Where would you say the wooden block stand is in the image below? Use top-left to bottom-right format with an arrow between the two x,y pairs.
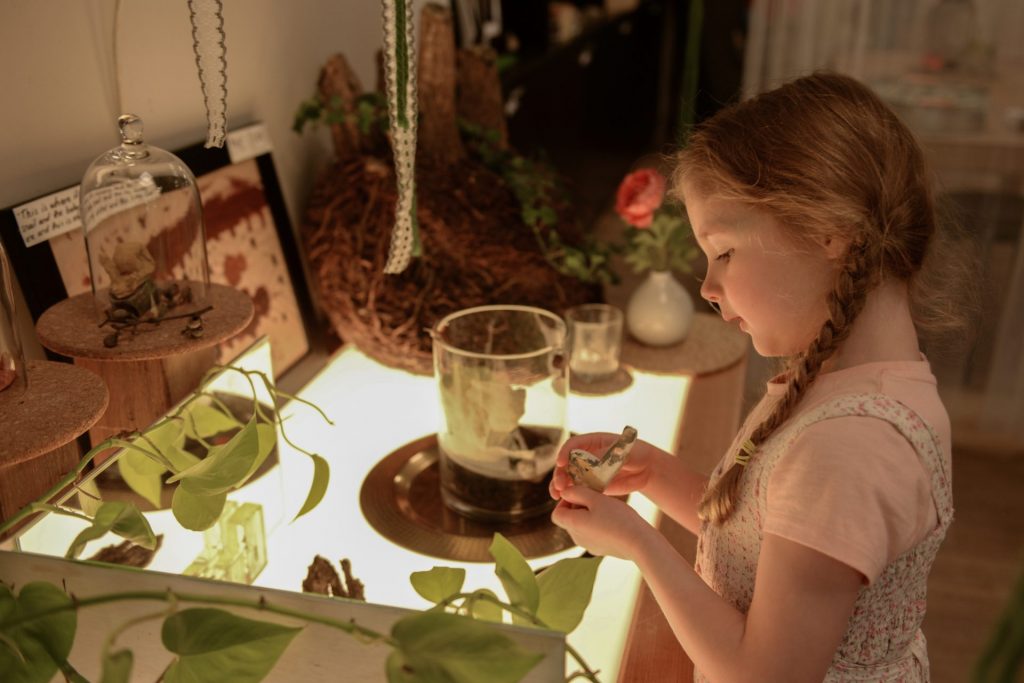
0,360 -> 108,527
35,283 -> 254,444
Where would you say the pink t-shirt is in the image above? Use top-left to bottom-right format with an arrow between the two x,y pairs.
748,357 -> 951,584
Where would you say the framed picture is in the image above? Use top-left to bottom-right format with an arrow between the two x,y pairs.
0,124 -> 321,385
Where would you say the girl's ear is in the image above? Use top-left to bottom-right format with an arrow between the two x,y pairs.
819,235 -> 850,261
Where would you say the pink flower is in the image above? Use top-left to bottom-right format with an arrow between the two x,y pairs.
615,168 -> 666,228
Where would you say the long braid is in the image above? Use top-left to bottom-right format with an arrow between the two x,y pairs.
698,240 -> 878,523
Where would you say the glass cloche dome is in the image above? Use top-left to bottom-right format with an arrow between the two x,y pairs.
80,114 -> 209,322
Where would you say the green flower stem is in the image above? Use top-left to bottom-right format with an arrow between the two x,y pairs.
0,436 -> 119,538
184,411 -> 216,449
0,590 -> 396,647
678,0 -> 703,146
109,439 -> 179,475
438,592 -> 601,682
265,387 -> 334,426
239,367 -> 331,460
193,392 -> 245,427
29,503 -> 92,523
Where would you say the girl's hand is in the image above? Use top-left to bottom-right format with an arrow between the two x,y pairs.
550,485 -> 654,560
549,432 -> 660,500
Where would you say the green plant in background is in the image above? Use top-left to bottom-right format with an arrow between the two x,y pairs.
0,533 -> 599,683
614,167 -> 698,277
973,559 -> 1024,683
0,365 -> 332,549
293,92 -> 389,138
293,97 -> 616,286
458,120 -> 616,286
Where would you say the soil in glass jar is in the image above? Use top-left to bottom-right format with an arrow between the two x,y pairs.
439,424 -> 561,522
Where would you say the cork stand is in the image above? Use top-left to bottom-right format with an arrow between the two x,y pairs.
0,360 -> 108,532
35,283 -> 254,445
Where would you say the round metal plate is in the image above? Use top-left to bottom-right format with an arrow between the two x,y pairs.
359,434 -> 576,562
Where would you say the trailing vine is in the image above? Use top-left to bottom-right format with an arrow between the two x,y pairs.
1,532 -> 605,682
0,361 -> 607,682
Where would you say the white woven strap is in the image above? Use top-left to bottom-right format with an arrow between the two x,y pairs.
380,0 -> 419,274
187,0 -> 228,148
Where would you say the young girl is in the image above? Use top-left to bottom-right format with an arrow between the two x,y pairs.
550,72 -> 970,682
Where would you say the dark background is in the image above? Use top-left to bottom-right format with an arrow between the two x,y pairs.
454,0 -> 748,228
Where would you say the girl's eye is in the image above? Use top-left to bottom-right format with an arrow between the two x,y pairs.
716,249 -> 734,262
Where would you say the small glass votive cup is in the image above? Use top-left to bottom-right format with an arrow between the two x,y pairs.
566,304 -> 624,383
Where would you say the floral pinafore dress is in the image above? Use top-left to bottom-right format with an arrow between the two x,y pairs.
694,394 -> 953,682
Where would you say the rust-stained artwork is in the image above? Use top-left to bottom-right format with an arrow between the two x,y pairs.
1,136 -> 315,379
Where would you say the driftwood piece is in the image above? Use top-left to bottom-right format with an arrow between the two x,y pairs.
319,53 -> 364,159
88,534 -> 164,568
302,555 -> 366,601
417,3 -> 464,165
457,45 -> 509,149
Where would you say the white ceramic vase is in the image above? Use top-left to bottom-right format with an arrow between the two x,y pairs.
626,269 -> 694,346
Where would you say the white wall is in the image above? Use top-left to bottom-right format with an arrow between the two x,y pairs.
0,0 -> 440,357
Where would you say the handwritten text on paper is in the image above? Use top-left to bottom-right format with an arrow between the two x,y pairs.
13,186 -> 82,248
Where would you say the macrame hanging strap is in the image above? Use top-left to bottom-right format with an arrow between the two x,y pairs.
380,0 -> 420,274
187,0 -> 228,148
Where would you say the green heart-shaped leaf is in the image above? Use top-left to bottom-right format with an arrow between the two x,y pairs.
468,590 -> 503,624
489,535 -> 538,617
66,501 -> 157,559
118,449 -> 166,509
241,423 -> 277,484
167,418 -> 259,495
76,479 -> 104,518
410,567 -> 465,605
143,419 -> 186,457
535,556 -> 602,633
0,582 -> 76,683
390,612 -> 542,683
294,453 -> 329,522
161,608 -> 300,683
171,487 -> 227,532
183,399 -> 243,441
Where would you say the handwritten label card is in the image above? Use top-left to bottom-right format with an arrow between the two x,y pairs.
13,186 -> 82,248
227,123 -> 273,164
80,181 -> 162,232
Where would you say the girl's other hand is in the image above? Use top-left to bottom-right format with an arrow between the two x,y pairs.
549,432 -> 659,500
551,485 -> 654,560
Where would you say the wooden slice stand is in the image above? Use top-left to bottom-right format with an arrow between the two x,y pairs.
35,283 -> 254,445
0,360 -> 108,527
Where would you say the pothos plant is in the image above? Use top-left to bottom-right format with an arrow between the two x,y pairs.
0,365 -> 331,545
0,364 -> 605,683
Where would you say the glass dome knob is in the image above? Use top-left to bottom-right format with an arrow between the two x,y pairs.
115,114 -> 149,161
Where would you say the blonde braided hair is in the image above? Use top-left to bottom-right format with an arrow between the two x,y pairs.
698,240 -> 878,523
675,71 -> 952,524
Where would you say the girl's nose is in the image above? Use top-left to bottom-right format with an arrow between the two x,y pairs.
700,277 -> 722,312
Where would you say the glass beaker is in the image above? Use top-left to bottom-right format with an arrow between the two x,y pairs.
433,305 -> 567,522
566,303 -> 623,382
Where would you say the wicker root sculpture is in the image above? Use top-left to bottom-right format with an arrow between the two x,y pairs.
301,5 -> 599,374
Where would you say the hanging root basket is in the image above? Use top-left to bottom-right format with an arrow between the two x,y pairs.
300,6 -> 599,374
